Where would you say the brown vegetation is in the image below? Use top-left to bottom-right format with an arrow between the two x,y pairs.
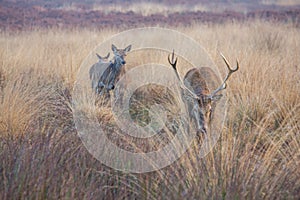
0,19 -> 299,199
1,1 -> 300,31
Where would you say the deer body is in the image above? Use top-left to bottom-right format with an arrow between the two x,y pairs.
98,44 -> 131,96
89,53 -> 111,93
89,44 -> 131,95
168,51 -> 239,135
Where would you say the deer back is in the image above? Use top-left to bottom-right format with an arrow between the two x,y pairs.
198,67 -> 221,90
183,68 -> 210,98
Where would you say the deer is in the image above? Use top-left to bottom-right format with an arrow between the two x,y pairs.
89,52 -> 111,94
168,50 -> 239,136
89,44 -> 132,96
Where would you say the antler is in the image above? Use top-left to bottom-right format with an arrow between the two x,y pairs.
168,50 -> 180,80
168,50 -> 199,100
209,53 -> 239,98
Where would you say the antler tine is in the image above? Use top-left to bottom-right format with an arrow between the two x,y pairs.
220,53 -> 239,83
168,50 -> 199,100
209,53 -> 239,98
168,50 -> 180,80
168,50 -> 178,70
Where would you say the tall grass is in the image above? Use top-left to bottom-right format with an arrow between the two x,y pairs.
262,0 -> 300,6
91,2 -> 208,16
0,21 -> 299,199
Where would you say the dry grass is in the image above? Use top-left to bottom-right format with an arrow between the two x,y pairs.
0,20 -> 300,199
262,0 -> 300,6
60,2 -> 209,16
96,3 -> 208,16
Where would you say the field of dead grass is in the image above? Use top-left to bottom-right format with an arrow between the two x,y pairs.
262,0 -> 300,6
0,20 -> 299,199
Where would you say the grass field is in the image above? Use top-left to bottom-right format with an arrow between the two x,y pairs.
262,0 -> 300,6
0,20 -> 300,199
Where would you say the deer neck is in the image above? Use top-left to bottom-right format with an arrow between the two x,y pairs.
113,59 -> 124,72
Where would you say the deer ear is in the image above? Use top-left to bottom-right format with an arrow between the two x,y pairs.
104,52 -> 110,59
211,94 -> 223,102
112,44 -> 117,53
124,45 -> 132,53
96,53 -> 102,60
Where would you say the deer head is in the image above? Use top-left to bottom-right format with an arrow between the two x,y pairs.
111,44 -> 132,66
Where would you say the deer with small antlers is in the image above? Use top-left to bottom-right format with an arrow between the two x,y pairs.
168,50 -> 239,135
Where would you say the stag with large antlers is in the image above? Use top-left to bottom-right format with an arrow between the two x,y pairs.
168,50 -> 239,135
